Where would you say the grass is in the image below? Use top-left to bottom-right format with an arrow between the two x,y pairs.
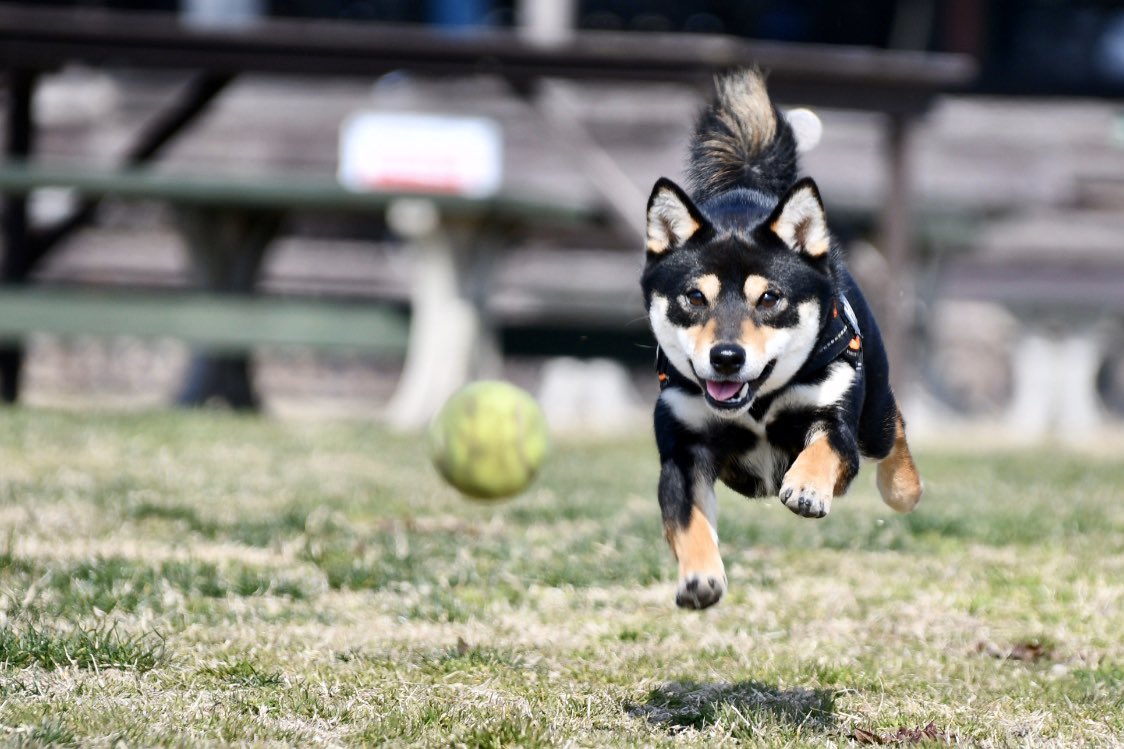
0,623 -> 162,672
0,407 -> 1121,746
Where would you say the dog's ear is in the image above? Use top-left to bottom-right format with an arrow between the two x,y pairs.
646,178 -> 710,256
767,178 -> 830,258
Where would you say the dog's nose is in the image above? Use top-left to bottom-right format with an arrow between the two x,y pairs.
710,344 -> 745,375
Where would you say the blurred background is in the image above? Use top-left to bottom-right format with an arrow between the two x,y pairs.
1,0 -> 1123,445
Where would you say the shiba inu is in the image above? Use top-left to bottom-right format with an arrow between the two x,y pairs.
642,70 -> 923,610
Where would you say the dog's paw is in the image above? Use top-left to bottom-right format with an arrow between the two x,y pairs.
676,571 -> 726,610
779,479 -> 832,518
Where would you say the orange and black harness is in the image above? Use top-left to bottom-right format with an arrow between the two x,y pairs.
655,294 -> 862,393
792,294 -> 862,382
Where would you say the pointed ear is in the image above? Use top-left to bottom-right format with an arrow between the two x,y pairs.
768,178 -> 830,258
646,178 -> 709,256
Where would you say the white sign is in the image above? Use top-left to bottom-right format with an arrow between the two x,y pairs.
338,113 -> 503,198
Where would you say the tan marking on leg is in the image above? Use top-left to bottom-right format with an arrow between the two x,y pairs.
779,433 -> 843,518
666,506 -> 723,577
877,412 -> 923,512
665,505 -> 726,609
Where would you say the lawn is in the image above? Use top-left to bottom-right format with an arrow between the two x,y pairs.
0,407 -> 1120,747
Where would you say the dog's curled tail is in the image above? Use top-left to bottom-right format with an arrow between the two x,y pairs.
686,69 -> 798,201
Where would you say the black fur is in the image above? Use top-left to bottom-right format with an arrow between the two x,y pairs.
686,72 -> 799,201
643,70 -> 906,608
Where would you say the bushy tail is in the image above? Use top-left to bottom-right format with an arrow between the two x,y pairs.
686,69 -> 798,202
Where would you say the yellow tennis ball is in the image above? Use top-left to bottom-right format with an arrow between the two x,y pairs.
428,381 -> 549,501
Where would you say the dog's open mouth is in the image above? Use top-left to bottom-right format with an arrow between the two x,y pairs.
701,361 -> 775,410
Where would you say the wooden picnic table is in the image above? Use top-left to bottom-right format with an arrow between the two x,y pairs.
0,162 -> 604,412
0,5 -> 973,109
0,4 -> 976,418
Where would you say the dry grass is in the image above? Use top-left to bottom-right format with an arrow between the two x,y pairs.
0,407 -> 1121,747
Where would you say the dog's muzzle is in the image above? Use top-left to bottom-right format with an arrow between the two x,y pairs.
700,359 -> 775,410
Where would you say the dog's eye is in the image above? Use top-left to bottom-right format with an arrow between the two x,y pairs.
685,289 -> 707,307
757,290 -> 782,309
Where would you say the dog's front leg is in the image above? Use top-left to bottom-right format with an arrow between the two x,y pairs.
779,426 -> 859,518
659,453 -> 725,609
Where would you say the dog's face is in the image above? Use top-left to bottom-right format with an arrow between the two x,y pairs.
642,177 -> 834,414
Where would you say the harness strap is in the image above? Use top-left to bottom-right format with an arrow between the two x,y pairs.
655,348 -> 701,394
792,294 -> 862,382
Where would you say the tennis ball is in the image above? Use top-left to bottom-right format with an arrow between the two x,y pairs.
428,381 -> 549,501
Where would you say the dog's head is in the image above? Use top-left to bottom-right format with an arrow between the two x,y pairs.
641,177 -> 834,414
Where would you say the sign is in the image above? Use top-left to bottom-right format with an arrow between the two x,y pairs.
338,112 -> 503,197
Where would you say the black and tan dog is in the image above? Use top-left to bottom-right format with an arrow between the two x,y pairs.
642,69 -> 923,609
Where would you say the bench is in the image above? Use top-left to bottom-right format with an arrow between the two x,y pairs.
0,161 -> 605,420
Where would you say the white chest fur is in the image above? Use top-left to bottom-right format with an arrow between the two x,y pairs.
659,362 -> 856,495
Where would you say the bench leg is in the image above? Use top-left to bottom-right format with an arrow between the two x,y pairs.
173,207 -> 281,410
1007,328 -> 1105,441
0,349 -> 20,403
0,69 -> 37,404
1006,330 -> 1054,438
384,200 -> 501,430
880,113 -> 919,392
178,355 -> 260,410
1055,331 -> 1105,440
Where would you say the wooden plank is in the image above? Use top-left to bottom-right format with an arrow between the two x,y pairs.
0,287 -> 409,353
0,162 -> 603,226
0,5 -> 977,108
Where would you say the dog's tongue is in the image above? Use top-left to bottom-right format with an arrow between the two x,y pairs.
705,380 -> 743,402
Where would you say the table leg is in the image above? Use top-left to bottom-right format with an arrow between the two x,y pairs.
880,113 -> 918,394
384,199 -> 502,430
0,69 -> 36,403
173,206 -> 281,410
1008,327 -> 1107,441
31,73 -> 232,262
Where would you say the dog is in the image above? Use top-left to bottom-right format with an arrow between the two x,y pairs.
641,69 -> 924,610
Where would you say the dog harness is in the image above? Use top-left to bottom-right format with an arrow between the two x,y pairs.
655,295 -> 862,393
655,349 -> 702,394
791,294 -> 862,382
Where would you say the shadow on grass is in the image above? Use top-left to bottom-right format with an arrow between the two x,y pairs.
627,680 -> 836,735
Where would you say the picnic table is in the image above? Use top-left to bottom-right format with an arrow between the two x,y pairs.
0,162 -> 604,413
0,4 -> 976,421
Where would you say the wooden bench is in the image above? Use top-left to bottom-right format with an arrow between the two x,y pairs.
0,161 -> 604,418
